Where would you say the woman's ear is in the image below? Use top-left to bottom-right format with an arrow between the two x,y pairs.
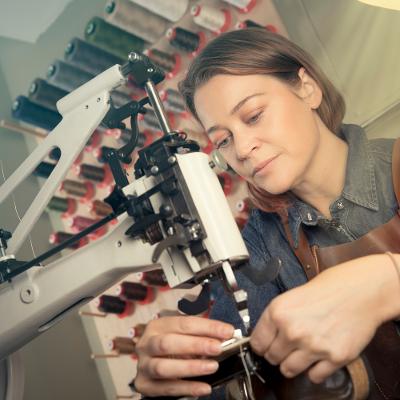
297,67 -> 323,109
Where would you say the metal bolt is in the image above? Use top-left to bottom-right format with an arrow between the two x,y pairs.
168,156 -> 176,165
150,165 -> 159,175
147,68 -> 154,73
167,227 -> 175,236
128,52 -> 140,62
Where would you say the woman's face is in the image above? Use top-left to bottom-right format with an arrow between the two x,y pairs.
194,71 -> 323,195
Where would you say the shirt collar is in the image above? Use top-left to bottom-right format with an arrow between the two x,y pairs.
286,124 -> 378,247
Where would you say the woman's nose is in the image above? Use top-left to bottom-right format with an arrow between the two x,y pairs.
234,133 -> 259,160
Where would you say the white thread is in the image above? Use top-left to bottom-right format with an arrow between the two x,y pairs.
129,0 -> 188,22
0,159 -> 37,259
222,0 -> 255,12
239,343 -> 256,400
191,5 -> 229,34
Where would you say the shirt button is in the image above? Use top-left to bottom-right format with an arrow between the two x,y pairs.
337,201 -> 344,210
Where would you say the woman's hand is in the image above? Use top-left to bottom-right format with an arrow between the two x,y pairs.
134,316 -> 234,397
250,254 -> 400,384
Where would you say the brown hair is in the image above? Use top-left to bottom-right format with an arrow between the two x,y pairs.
179,28 -> 346,214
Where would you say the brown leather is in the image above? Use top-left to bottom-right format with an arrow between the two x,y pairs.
281,138 -> 400,399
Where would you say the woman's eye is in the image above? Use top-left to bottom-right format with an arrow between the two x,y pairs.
216,135 -> 232,149
246,111 -> 263,125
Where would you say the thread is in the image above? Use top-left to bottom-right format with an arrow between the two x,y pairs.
49,231 -> 88,249
128,323 -> 146,339
60,179 -> 95,202
95,295 -> 134,317
85,130 -> 102,152
87,200 -> 113,217
33,161 -> 56,178
84,17 -> 146,60
12,96 -> 62,131
144,48 -> 181,79
104,0 -> 170,43
108,337 -> 136,355
160,89 -> 187,115
141,269 -> 169,288
218,172 -> 234,196
191,5 -> 231,34
235,19 -> 278,32
221,0 -> 257,13
65,37 -> 124,75
47,196 -> 77,215
235,216 -> 248,230
116,281 -> 154,304
129,0 -> 189,22
74,163 -> 112,186
28,78 -> 68,112
166,27 -> 205,57
65,215 -> 108,238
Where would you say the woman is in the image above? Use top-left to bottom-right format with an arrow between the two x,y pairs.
134,28 -> 400,398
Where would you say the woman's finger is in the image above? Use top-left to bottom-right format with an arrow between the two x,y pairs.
250,308 -> 278,355
134,376 -> 212,398
144,332 -> 224,357
279,349 -> 320,378
307,359 -> 341,384
143,357 -> 219,380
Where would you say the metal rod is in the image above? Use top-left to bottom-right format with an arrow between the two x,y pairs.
0,119 -> 47,139
144,80 -> 171,135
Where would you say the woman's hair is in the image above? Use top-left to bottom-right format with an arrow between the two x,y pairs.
179,28 -> 346,215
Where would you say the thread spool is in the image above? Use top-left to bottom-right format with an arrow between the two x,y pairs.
141,269 -> 169,289
65,215 -> 108,239
127,323 -> 147,339
166,27 -> 205,57
12,96 -> 62,131
236,197 -> 254,214
191,5 -> 231,34
47,196 -> 77,216
95,295 -> 134,318
73,164 -> 112,187
218,172 -> 234,196
84,17 -> 146,60
60,179 -> 95,202
87,200 -> 113,217
33,161 -> 56,179
104,0 -> 170,43
221,0 -> 257,13
235,216 -> 248,230
28,78 -> 68,112
49,231 -> 88,249
160,89 -> 187,116
144,49 -> 181,79
129,0 -> 189,22
47,60 -> 94,92
116,281 -> 155,304
235,19 -> 278,32
107,337 -> 136,355
65,37 -> 124,75
104,128 -> 150,147
85,130 -> 102,152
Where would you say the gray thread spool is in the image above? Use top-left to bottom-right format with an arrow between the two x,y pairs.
28,78 -> 68,112
104,0 -> 170,43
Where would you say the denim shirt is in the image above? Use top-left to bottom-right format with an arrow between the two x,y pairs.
205,125 -> 397,398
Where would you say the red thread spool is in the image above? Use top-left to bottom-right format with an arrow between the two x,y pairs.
141,269 -> 170,290
66,215 -> 107,239
49,231 -> 88,249
95,295 -> 134,318
73,163 -> 113,188
116,281 -> 155,304
107,337 -> 137,358
85,130 -> 102,152
60,179 -> 95,203
235,216 -> 248,230
218,172 -> 234,196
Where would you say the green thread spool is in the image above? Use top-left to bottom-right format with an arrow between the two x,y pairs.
84,16 -> 146,60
